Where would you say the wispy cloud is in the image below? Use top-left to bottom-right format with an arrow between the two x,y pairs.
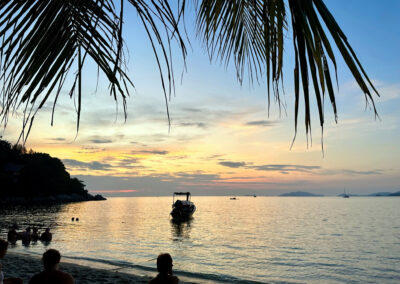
218,160 -> 320,174
218,159 -> 383,177
114,157 -> 143,169
90,139 -> 113,144
131,150 -> 168,155
118,157 -> 140,164
181,107 -> 203,113
219,161 -> 247,168
130,141 -> 148,147
178,122 -> 208,129
206,154 -> 224,160
342,169 -> 382,175
63,159 -> 112,171
245,120 -> 276,127
174,172 -> 219,181
48,137 -> 66,142
376,82 -> 400,102
321,169 -> 383,176
75,146 -> 106,154
252,164 -> 321,172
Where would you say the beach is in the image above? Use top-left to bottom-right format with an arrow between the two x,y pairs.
3,252 -> 152,283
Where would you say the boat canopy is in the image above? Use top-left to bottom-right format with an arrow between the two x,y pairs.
173,192 -> 191,202
174,192 -> 191,195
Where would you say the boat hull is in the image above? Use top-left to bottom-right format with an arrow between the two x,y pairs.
170,205 -> 196,222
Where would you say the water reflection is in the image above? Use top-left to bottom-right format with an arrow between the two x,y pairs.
1,197 -> 400,283
0,204 -> 64,248
0,204 -> 64,236
170,219 -> 192,242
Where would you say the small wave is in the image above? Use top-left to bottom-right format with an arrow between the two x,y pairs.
62,255 -> 155,272
281,247 -> 304,250
62,255 -> 268,283
270,261 -> 341,268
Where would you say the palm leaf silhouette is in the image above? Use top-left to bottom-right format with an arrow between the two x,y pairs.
196,0 -> 379,146
0,0 -> 378,144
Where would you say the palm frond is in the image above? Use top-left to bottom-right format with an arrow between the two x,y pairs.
196,0 -> 379,145
0,0 -> 379,145
0,0 -> 127,140
127,0 -> 187,127
0,0 -> 187,141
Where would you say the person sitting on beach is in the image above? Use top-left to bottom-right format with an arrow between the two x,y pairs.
40,229 -> 52,242
149,253 -> 179,284
28,249 -> 74,284
7,227 -> 18,245
31,228 -> 39,242
0,239 -> 23,284
21,228 -> 31,246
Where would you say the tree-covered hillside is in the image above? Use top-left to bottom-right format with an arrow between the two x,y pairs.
0,139 -> 104,203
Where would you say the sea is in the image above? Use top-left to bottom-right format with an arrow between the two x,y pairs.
1,196 -> 399,283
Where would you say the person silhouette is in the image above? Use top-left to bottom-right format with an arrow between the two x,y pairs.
40,228 -> 52,242
149,253 -> 179,284
7,226 -> 18,245
28,249 -> 74,284
31,228 -> 40,242
22,227 -> 31,246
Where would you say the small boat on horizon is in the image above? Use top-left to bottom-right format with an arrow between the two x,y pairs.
343,188 -> 350,198
171,192 -> 196,222
230,197 -> 237,200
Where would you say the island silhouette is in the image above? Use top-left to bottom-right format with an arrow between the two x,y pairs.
0,139 -> 105,204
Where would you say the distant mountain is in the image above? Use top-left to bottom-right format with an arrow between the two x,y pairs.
389,191 -> 400,196
368,192 -> 392,196
280,191 -> 323,197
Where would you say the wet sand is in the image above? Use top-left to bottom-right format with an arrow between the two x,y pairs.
2,252 -> 152,283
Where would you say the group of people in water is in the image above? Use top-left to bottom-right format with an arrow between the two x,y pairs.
1,237 -> 179,284
6,226 -> 52,246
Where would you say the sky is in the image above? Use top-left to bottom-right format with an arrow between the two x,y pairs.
2,0 -> 400,196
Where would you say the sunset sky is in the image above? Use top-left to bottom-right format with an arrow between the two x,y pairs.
2,0 -> 400,196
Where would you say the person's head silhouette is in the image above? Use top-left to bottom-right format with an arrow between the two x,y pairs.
157,253 -> 173,275
43,249 -> 61,270
150,253 -> 179,284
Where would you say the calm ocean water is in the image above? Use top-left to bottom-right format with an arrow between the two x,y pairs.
1,196 -> 399,283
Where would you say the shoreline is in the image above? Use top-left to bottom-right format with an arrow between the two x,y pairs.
3,252 -> 201,284
2,252 -> 153,283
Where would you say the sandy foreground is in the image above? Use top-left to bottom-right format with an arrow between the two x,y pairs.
2,252 -> 184,283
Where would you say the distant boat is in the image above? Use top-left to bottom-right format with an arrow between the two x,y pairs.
343,189 -> 350,198
230,197 -> 237,200
171,192 -> 196,222
253,195 -> 257,197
